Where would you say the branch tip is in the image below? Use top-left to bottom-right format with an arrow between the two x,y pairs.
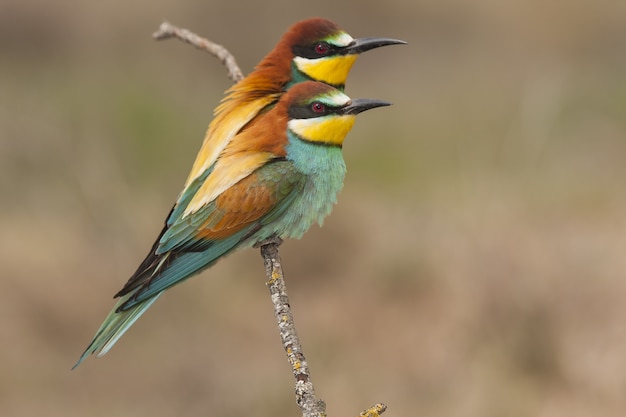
360,403 -> 388,417
152,21 -> 174,40
152,20 -> 244,82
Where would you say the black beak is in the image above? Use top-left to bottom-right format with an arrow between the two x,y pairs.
340,98 -> 392,115
342,37 -> 406,55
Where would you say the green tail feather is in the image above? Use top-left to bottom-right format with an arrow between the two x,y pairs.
72,292 -> 162,369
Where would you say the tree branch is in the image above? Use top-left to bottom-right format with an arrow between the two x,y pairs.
153,21 -> 388,417
258,237 -> 326,417
153,21 -> 244,83
259,238 -> 387,417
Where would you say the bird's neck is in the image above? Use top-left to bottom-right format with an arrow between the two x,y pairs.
286,131 -> 346,178
282,131 -> 347,238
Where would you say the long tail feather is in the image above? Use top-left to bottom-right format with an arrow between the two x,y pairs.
72,292 -> 162,369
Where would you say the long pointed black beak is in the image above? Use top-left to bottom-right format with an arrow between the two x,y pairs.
342,37 -> 406,55
340,98 -> 392,115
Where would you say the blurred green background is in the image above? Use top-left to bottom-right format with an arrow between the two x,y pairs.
2,0 -> 626,416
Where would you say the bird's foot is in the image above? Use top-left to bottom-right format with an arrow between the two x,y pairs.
254,235 -> 283,248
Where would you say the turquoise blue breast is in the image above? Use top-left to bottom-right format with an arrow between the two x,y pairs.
268,132 -> 346,239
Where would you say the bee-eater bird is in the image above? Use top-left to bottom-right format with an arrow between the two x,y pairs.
184,17 -> 404,200
74,81 -> 391,367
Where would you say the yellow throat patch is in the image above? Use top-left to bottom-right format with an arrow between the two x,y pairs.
293,55 -> 358,87
288,114 -> 356,146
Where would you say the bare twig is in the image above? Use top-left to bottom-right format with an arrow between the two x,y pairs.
259,238 -> 326,417
152,21 -> 244,82
259,239 -> 388,417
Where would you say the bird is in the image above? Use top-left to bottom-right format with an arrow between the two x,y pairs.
74,17 -> 404,368
74,81 -> 391,367
183,17 -> 404,201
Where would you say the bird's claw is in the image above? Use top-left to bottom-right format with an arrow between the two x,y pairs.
254,236 -> 283,248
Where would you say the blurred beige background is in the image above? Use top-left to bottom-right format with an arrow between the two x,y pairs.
2,0 -> 625,416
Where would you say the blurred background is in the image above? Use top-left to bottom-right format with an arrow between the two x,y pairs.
2,0 -> 626,416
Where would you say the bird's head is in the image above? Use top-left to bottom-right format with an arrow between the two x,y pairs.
278,18 -> 405,88
280,81 -> 391,147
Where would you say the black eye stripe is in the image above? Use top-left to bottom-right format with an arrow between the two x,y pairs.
288,102 -> 338,119
292,42 -> 340,59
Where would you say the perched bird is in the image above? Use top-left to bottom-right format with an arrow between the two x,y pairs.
185,17 -> 404,201
74,81 -> 391,367
74,17 -> 404,368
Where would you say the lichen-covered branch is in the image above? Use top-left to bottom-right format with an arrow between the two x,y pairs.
152,21 -> 244,82
259,238 -> 326,417
259,239 -> 388,417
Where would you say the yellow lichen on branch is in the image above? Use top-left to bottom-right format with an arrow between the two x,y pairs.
360,403 -> 388,417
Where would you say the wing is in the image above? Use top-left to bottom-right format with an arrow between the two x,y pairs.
160,158 -> 301,253
75,62 -> 295,366
114,151 -> 272,297
116,160 -> 306,310
182,78 -> 283,191
116,86 -> 291,302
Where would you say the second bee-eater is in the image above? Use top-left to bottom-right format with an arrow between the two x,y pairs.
185,17 -> 404,198
74,81 -> 391,367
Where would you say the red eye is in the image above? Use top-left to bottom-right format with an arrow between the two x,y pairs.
311,102 -> 326,113
314,43 -> 329,55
